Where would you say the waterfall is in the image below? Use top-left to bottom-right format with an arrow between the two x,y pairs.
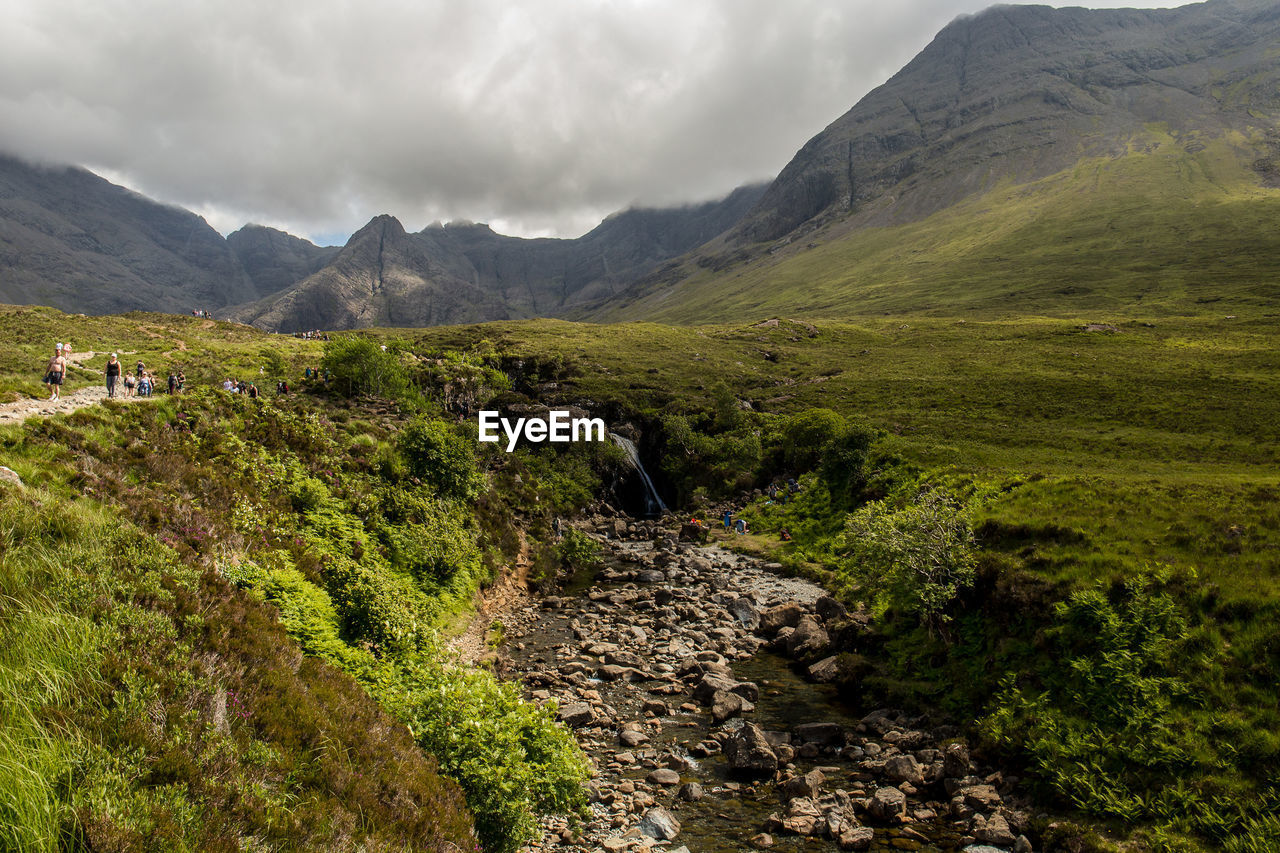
609,433 -> 668,516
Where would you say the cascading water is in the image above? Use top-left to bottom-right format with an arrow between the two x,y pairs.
609,433 -> 668,516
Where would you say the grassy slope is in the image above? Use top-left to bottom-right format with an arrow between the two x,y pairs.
597,131 -> 1280,323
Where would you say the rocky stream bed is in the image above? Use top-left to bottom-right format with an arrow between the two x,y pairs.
492,518 -> 1043,853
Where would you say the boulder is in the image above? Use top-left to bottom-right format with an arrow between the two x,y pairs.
884,754 -> 925,786
555,703 -> 595,728
0,466 -> 21,488
837,825 -> 875,850
638,807 -> 681,840
635,569 -> 666,583
808,655 -> 841,683
711,690 -> 755,723
780,797 -> 825,836
961,784 -> 1003,811
815,594 -> 848,623
793,722 -> 846,746
974,813 -> 1017,847
779,769 -> 825,801
759,601 -> 805,634
725,722 -> 779,777
943,742 -> 971,777
692,672 -> 759,704
785,615 -> 831,658
867,786 -> 907,823
728,597 -> 760,628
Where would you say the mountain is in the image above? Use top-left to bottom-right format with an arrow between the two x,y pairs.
226,224 -> 341,298
0,145 -> 766,330
595,0 -> 1280,322
0,154 -> 265,313
226,184 -> 765,331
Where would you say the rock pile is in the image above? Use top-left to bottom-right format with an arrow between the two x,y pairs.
498,522 -> 1037,853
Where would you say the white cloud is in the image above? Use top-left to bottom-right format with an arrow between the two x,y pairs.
0,0 -> 1185,242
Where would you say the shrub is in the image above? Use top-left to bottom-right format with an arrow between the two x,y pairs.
398,418 -> 484,501
557,528 -> 601,569
321,336 -> 411,400
840,486 -> 977,634
781,407 -> 846,472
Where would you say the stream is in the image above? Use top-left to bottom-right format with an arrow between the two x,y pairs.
497,522 -> 1037,853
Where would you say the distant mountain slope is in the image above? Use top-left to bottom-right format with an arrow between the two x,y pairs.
595,0 -> 1280,322
227,184 -> 766,331
0,154 -> 264,313
226,224 -> 340,298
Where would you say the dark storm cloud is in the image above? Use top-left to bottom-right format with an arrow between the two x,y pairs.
0,0 -> 1178,242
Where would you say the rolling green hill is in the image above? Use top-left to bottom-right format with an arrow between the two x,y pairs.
595,131 -> 1280,322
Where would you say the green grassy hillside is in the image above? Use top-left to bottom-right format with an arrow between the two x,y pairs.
598,132 -> 1280,323
416,313 -> 1280,849
3,306 -> 1278,850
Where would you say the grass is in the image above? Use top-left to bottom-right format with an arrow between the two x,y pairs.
0,304 -> 323,402
1,292 -> 1278,850
594,131 -> 1280,323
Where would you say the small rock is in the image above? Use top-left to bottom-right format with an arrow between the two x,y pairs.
750,832 -> 775,848
619,729 -> 650,747
647,768 -> 681,786
678,782 -> 704,801
555,703 -> 595,727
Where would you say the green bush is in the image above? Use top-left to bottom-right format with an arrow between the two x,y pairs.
840,486 -> 977,634
321,335 -> 412,399
398,417 -> 484,501
557,528 -> 601,569
398,653 -> 589,853
782,407 -> 846,472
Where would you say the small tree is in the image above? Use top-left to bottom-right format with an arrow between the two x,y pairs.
320,336 -> 410,399
841,487 -> 976,636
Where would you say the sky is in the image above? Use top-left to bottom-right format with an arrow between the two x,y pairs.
0,0 -> 1180,245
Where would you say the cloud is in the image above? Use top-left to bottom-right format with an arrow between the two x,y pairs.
0,0 -> 1182,242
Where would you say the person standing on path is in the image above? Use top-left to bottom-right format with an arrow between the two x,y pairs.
167,372 -> 177,395
44,344 -> 65,400
105,353 -> 121,398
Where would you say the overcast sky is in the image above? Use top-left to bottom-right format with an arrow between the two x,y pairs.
0,0 -> 1180,244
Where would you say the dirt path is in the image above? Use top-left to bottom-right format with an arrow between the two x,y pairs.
0,351 -> 154,426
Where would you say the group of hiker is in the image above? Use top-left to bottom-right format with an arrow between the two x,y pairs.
41,344 -> 183,401
293,330 -> 330,341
